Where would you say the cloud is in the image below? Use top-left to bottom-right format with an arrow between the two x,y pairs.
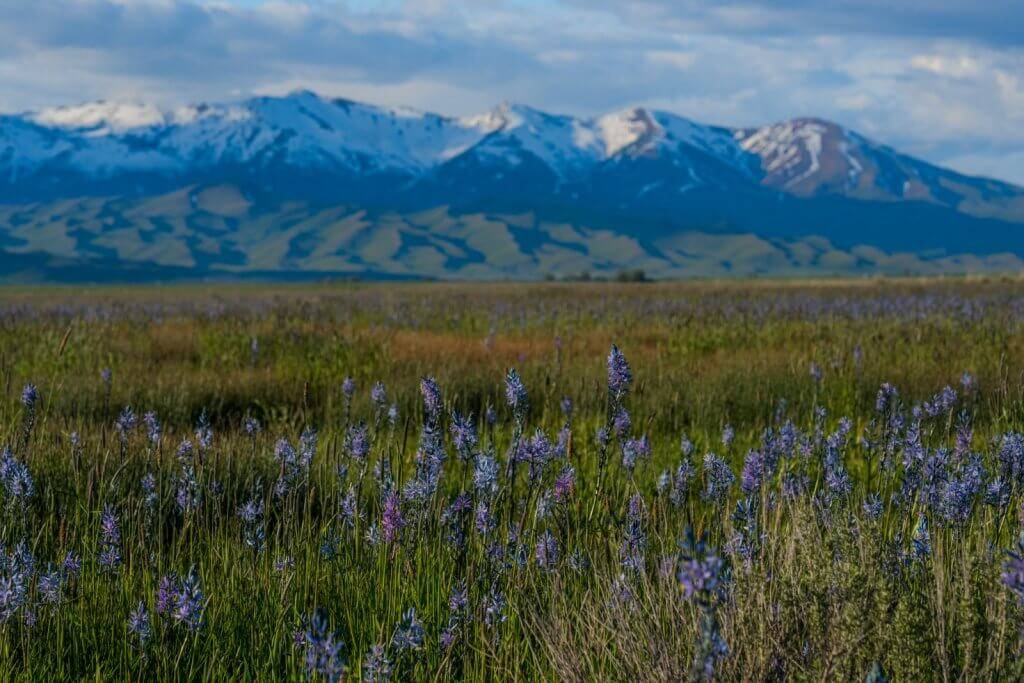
0,0 -> 1020,184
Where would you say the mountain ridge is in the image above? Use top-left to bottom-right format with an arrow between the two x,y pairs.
1,90 -> 1022,282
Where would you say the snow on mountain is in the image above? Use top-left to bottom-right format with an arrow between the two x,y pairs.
31,101 -> 166,134
0,90 -> 1020,212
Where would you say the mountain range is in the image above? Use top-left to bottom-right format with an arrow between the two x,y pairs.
1,90 -> 1022,282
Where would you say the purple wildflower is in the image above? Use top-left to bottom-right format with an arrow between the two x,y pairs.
607,345 -> 632,401
420,377 -> 443,423
381,492 -> 405,545
301,608 -> 347,682
505,368 -> 529,421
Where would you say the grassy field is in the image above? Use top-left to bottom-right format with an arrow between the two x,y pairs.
2,278 -> 1024,680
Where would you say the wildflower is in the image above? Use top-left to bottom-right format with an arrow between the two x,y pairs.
607,345 -> 632,401
553,466 -> 575,503
142,473 -> 158,508
344,423 -> 370,464
20,384 -> 39,409
862,494 -> 884,520
702,453 -> 735,503
482,591 -> 507,628
535,530 -> 558,571
612,408 -> 631,439
560,396 -> 573,419
449,411 -> 478,461
171,569 -> 204,631
620,493 -> 647,573
621,436 -> 651,474
912,516 -> 931,559
473,454 -> 499,494
98,505 -> 122,573
505,369 -> 529,422
449,582 -> 469,614
299,427 -> 318,469
115,406 -> 137,438
420,377 -> 442,423
1003,534 -> 1024,604
678,555 -> 725,599
238,494 -> 266,553
342,377 -> 357,403
692,610 -> 729,682
37,567 -> 64,604
371,381 -> 387,409
362,644 -> 392,682
670,459 -> 696,508
300,608 -> 347,682
0,446 -> 34,505
381,492 -> 405,545
194,411 -> 213,450
392,608 -> 424,652
155,573 -> 178,615
127,602 -> 151,648
243,416 -> 261,437
739,450 -> 764,495
721,425 -> 735,448
142,411 -> 161,445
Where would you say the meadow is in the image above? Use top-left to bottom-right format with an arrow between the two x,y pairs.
2,278 -> 1024,680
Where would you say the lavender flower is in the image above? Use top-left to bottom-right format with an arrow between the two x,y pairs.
381,492 -> 405,545
450,411 -> 478,461
420,377 -> 442,423
621,436 -> 651,474
392,608 -> 424,652
702,453 -> 735,503
371,381 -> 387,408
344,423 -> 370,464
0,447 -> 34,505
535,530 -> 559,571
171,568 -> 204,631
342,377 -> 357,403
127,602 -> 151,647
115,406 -> 137,438
505,368 -> 529,421
300,608 -> 347,682
142,411 -> 161,444
243,416 -> 261,437
678,555 -> 725,599
20,384 -> 39,409
607,345 -> 632,401
362,644 -> 392,682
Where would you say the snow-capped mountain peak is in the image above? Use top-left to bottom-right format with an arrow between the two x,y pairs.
31,100 -> 166,135
595,107 -> 664,157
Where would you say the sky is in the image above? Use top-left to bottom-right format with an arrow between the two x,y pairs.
1,0 -> 1021,184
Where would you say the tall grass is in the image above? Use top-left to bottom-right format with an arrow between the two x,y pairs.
0,280 -> 1022,680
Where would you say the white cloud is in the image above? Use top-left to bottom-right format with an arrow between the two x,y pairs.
0,0 -> 1020,183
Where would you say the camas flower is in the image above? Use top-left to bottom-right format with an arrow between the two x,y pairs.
535,530 -> 558,571
343,423 -> 370,463
607,345 -> 632,401
300,608 -> 347,682
702,453 -> 735,503
505,369 -> 529,421
381,492 -> 405,545
392,608 -> 424,652
362,644 -> 392,682
20,384 -> 39,409
420,377 -> 443,423
127,602 -> 151,647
